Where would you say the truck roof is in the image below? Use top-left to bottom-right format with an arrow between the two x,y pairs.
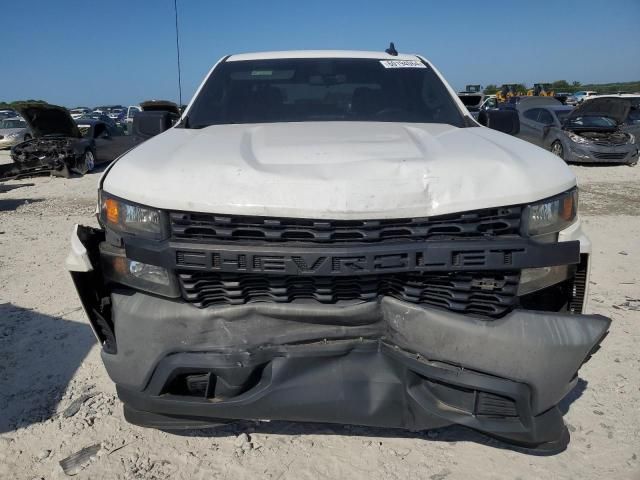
227,50 -> 420,61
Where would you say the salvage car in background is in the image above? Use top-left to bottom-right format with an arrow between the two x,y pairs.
75,119 -> 139,164
573,90 -> 597,104
457,85 -> 484,119
588,94 -> 640,140
479,94 -> 498,111
77,112 -> 121,131
124,105 -> 142,133
517,97 -> 573,146
1,102 -> 181,181
564,94 -> 578,106
93,105 -> 124,116
516,97 -> 638,164
0,109 -> 18,119
67,49 -> 609,452
0,104 -> 97,179
0,117 -> 32,148
69,107 -> 91,119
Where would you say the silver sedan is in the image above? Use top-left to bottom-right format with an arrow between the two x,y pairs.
0,117 -> 32,149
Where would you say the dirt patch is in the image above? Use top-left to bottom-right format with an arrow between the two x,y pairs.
579,182 -> 640,216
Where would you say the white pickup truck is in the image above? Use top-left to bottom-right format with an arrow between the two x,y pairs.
66,49 -> 609,452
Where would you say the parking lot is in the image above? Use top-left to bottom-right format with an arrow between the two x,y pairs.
0,148 -> 638,480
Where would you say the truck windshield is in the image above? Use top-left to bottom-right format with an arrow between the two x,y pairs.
185,58 -> 465,127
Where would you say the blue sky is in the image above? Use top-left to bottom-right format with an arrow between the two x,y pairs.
3,0 -> 639,107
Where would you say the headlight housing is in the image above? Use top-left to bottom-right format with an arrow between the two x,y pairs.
6,132 -> 20,139
524,189 -> 578,236
567,132 -> 589,144
99,191 -> 164,239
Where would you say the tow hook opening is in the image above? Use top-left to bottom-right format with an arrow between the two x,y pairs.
162,364 -> 268,400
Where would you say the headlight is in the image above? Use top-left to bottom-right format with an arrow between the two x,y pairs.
628,133 -> 635,144
99,191 -> 164,239
567,132 -> 589,144
6,132 -> 20,139
524,189 -> 577,236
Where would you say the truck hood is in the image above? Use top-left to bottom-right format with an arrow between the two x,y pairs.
102,122 -> 576,219
16,104 -> 81,138
570,97 -> 631,124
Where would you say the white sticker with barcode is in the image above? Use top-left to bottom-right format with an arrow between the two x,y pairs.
379,60 -> 426,69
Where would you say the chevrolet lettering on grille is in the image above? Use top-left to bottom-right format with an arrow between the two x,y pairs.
166,239 -> 581,276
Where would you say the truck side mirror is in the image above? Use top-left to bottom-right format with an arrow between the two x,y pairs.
478,109 -> 520,136
132,111 -> 179,140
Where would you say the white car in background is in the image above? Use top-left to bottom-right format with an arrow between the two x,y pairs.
125,105 -> 142,131
573,91 -> 598,104
67,49 -> 610,453
480,94 -> 498,110
69,107 -> 91,120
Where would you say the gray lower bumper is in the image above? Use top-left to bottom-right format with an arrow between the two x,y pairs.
96,289 -> 609,451
105,292 -> 608,417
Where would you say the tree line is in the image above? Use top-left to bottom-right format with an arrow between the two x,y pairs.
0,99 -> 49,110
483,80 -> 640,95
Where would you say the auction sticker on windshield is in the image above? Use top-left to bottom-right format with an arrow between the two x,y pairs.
380,60 -> 426,68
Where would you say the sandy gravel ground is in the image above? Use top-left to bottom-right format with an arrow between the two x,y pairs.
1,150 -> 639,480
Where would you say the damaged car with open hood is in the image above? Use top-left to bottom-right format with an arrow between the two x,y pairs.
0,104 -> 97,180
67,49 -> 610,452
517,96 -> 639,165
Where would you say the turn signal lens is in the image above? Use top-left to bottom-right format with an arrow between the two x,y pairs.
105,198 -> 120,225
560,195 -> 575,221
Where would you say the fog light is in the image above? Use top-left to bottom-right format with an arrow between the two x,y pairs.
100,244 -> 179,297
518,265 -> 570,296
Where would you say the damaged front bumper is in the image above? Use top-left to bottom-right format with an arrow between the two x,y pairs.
67,225 -> 610,452
0,155 -> 71,181
0,137 -> 84,181
565,143 -> 639,164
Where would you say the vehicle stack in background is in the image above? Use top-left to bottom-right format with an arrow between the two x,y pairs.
467,82 -> 640,165
0,100 -> 181,181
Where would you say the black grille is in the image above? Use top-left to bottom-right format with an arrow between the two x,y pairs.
178,271 -> 519,316
593,141 -> 627,147
592,151 -> 627,160
170,208 -> 522,244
